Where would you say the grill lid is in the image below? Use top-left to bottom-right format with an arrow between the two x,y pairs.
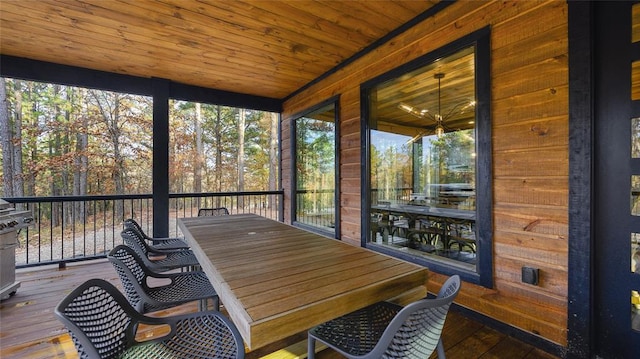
0,199 -> 33,234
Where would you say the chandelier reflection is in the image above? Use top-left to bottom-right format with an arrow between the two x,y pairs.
399,72 -> 475,138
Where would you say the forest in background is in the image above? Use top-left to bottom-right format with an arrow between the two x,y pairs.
0,78 -> 279,200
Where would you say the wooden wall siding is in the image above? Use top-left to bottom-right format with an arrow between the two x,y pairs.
282,0 -> 569,346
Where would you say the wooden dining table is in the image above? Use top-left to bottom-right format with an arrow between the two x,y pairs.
178,213 -> 429,350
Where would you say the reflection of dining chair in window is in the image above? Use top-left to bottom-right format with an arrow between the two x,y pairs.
407,217 -> 445,250
391,217 -> 409,239
370,213 -> 382,240
378,213 -> 394,240
198,207 -> 230,216
307,275 -> 461,359
447,218 -> 476,253
374,202 -> 395,241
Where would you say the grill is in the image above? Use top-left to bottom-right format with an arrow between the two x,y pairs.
0,199 -> 33,300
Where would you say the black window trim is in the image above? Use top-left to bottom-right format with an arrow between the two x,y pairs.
360,27 -> 493,287
290,96 -> 341,239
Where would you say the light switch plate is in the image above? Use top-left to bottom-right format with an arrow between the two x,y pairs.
522,266 -> 539,285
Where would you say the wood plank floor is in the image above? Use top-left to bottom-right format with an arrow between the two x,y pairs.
0,259 -> 560,359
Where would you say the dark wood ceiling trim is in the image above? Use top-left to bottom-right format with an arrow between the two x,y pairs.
170,82 -> 282,113
282,0 -> 455,102
1,55 -> 151,95
0,55 -> 282,112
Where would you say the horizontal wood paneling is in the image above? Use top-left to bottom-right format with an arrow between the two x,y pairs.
493,116 -> 569,151
282,0 -> 569,347
495,178 -> 568,207
494,204 -> 568,236
493,86 -> 568,126
494,147 -> 568,177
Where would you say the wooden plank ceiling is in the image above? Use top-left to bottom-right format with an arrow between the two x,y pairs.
0,0 -> 437,100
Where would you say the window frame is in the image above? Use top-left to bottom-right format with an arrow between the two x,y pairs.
360,27 -> 492,287
290,97 -> 341,239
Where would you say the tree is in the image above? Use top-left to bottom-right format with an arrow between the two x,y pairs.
0,77 -> 14,197
73,87 -> 89,221
429,130 -> 475,185
194,102 -> 203,194
89,90 -> 125,197
4,78 -> 280,218
268,112 -> 279,209
296,117 -> 336,217
237,108 -> 245,208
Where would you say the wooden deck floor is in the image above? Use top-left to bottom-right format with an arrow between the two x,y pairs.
0,259 -> 560,359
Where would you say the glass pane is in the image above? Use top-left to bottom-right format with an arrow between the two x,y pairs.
633,290 -> 640,332
295,104 -> 336,232
632,175 -> 640,216
368,46 -> 477,269
633,233 -> 640,274
633,118 -> 640,158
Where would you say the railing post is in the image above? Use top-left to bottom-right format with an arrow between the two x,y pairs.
279,189 -> 285,222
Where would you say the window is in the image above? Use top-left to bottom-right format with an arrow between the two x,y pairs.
293,100 -> 339,237
362,29 -> 492,286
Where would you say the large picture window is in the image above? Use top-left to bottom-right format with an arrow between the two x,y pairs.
363,29 -> 492,286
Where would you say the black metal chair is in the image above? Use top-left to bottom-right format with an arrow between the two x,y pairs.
123,218 -> 189,251
198,207 -> 230,216
55,278 -> 244,359
108,245 -> 219,313
308,275 -> 461,359
121,228 -> 200,272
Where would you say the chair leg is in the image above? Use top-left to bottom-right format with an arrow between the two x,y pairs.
436,338 -> 446,359
197,296 -> 219,311
307,336 -> 316,359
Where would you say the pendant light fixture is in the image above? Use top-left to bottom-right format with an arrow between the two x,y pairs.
433,73 -> 446,137
398,72 -> 475,138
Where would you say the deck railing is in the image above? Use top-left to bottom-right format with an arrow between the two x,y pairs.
371,187 -> 413,204
3,190 -> 284,268
294,189 -> 335,232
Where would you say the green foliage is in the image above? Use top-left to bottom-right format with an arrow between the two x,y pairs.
370,129 -> 475,196
295,115 -> 336,215
428,130 -> 475,185
1,78 -> 279,198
